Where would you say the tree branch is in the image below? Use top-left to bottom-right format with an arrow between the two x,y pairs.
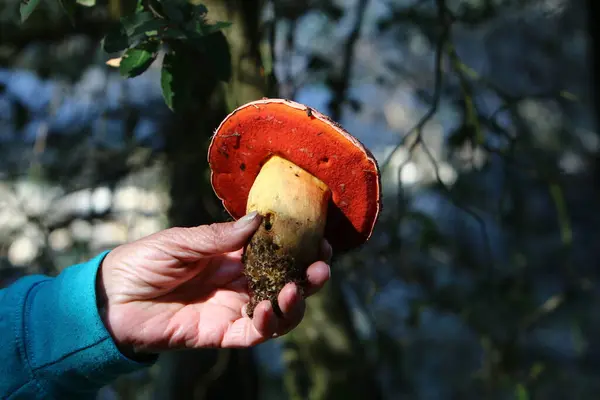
328,0 -> 369,121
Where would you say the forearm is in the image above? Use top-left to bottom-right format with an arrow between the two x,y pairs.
0,252 -> 156,399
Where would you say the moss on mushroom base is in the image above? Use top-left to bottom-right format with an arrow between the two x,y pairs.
243,155 -> 330,317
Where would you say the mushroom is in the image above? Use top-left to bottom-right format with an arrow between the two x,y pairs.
208,98 -> 381,317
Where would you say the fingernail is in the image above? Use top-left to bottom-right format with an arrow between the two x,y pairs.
234,211 -> 259,229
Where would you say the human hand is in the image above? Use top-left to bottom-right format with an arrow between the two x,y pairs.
95,212 -> 331,357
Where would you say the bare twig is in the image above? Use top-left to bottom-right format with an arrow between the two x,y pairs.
380,13 -> 447,174
278,3 -> 298,99
385,0 -> 496,269
419,135 -> 495,269
329,0 -> 369,121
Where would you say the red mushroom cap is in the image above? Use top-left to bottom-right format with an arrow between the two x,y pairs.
208,98 -> 382,252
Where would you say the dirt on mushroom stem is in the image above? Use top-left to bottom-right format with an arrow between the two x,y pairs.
242,219 -> 305,318
242,155 -> 330,318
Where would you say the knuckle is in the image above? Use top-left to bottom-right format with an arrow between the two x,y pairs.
186,223 -> 229,254
150,222 -> 233,255
202,223 -> 228,246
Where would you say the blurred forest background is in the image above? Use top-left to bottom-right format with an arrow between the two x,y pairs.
1,0 -> 598,399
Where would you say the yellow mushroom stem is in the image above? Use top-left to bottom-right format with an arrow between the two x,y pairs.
243,155 -> 331,317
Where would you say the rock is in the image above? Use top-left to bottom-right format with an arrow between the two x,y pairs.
90,221 -> 128,250
8,235 -> 40,266
112,185 -> 142,212
48,228 -> 72,252
92,186 -> 113,215
70,219 -> 93,242
47,189 -> 94,227
0,183 -> 27,240
129,216 -> 165,241
14,179 -> 63,217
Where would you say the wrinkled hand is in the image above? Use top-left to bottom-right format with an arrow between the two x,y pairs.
96,212 -> 331,357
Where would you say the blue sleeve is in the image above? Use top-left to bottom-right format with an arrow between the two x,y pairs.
0,251 -> 157,399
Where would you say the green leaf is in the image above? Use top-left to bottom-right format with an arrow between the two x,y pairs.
183,20 -> 231,38
549,183 -> 572,247
121,11 -> 155,35
203,21 -> 232,34
20,0 -> 42,22
183,20 -> 205,36
160,50 -> 176,110
560,90 -> 578,102
76,0 -> 94,7
160,46 -> 196,111
119,41 -> 159,78
161,27 -> 187,40
58,0 -> 77,24
515,384 -> 529,400
529,363 -> 545,380
102,12 -> 167,53
134,18 -> 169,37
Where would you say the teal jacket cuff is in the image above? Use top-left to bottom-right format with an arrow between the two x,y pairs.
0,251 -> 156,399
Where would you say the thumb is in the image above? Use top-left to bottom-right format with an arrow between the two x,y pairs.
149,212 -> 262,260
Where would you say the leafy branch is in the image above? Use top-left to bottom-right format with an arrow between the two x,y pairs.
19,0 -> 233,112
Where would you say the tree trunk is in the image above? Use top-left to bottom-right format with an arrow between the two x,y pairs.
281,278 -> 382,400
154,1 -> 272,399
274,0 -> 382,396
284,281 -> 381,400
156,0 -> 380,397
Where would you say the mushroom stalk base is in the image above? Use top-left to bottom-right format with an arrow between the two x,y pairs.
243,155 -> 331,318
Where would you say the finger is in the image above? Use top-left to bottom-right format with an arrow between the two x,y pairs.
304,261 -> 331,297
251,301 -> 278,337
225,248 -> 245,260
273,283 -> 306,335
220,302 -> 277,348
222,287 -> 302,347
221,314 -> 272,348
278,283 -> 303,315
203,258 -> 244,287
147,212 -> 262,262
222,275 -> 250,294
